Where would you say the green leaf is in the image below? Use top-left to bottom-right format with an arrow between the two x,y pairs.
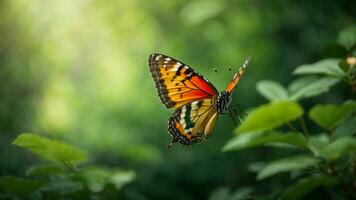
208,187 -> 253,200
307,134 -> 330,157
0,176 -> 42,195
256,80 -> 288,101
319,137 -> 356,161
292,58 -> 346,79
288,77 -> 340,101
283,175 -> 338,200
222,132 -> 307,152
337,26 -> 356,50
335,116 -> 356,137
257,155 -> 319,180
309,101 -> 356,130
26,165 -> 65,177
39,180 -> 84,195
80,166 -> 136,192
235,101 -> 303,134
180,0 -> 224,25
109,170 -> 136,190
12,133 -> 87,164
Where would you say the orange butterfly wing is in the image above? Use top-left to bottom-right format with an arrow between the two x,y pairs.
149,53 -> 218,109
225,57 -> 251,93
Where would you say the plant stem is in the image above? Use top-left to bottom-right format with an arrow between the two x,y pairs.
286,121 -> 298,132
63,161 -> 78,172
299,116 -> 309,137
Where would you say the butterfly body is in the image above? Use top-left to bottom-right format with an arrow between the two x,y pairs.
148,53 -> 250,147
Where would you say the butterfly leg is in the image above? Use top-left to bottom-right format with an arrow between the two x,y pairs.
228,108 -> 238,126
229,103 -> 247,117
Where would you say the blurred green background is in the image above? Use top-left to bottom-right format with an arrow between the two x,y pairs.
0,0 -> 355,199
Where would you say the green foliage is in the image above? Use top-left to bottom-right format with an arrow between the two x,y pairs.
257,77 -> 340,102
235,101 -> 303,134
224,29 -> 356,199
283,175 -> 338,200
256,80 -> 288,101
335,116 -> 356,137
288,77 -> 340,101
318,137 -> 356,161
13,133 -> 87,165
308,101 -> 356,131
0,133 -> 135,199
292,59 -> 346,79
0,176 -> 42,195
222,132 -> 307,152
208,187 -> 253,200
256,155 -> 319,180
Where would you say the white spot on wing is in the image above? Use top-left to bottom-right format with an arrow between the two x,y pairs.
155,55 -> 162,61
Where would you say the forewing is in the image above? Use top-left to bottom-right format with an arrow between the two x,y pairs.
168,99 -> 218,146
149,53 -> 218,108
225,57 -> 250,93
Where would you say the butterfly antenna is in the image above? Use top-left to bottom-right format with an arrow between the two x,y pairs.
213,68 -> 224,87
243,56 -> 252,69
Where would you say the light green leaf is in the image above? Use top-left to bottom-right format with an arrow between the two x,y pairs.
12,133 -> 87,164
256,80 -> 288,101
292,59 -> 346,79
283,175 -> 338,200
288,77 -> 340,101
80,166 -> 136,193
309,101 -> 356,130
180,0 -> 224,25
109,170 -> 136,190
289,77 -> 340,100
222,132 -> 307,152
39,180 -> 84,195
319,137 -> 356,161
0,176 -> 42,195
257,155 -> 319,180
235,101 -> 303,134
307,134 -> 330,157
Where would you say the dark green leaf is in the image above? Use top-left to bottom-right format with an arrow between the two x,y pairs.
222,132 -> 307,152
309,101 -> 356,130
208,187 -> 230,200
0,176 -> 42,195
334,116 -> 356,137
292,59 -> 346,79
257,155 -> 319,180
319,137 -> 356,161
12,133 -> 87,164
283,175 -> 338,200
235,101 -> 303,134
230,187 -> 254,200
208,187 -> 253,200
288,77 -> 339,101
256,80 -> 288,101
337,26 -> 356,50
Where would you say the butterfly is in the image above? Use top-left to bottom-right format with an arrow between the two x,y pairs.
148,53 -> 250,148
